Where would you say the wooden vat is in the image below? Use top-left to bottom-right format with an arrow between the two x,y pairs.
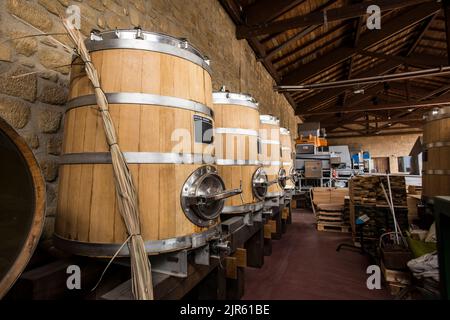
0,118 -> 46,298
213,92 -> 267,214
259,115 -> 284,198
55,30 -> 237,257
423,107 -> 450,202
280,127 -> 295,190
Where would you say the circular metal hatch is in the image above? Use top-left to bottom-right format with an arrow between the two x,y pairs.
181,166 -> 228,227
278,168 -> 287,189
252,167 -> 268,201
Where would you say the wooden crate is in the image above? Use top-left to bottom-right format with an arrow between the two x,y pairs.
317,223 -> 351,233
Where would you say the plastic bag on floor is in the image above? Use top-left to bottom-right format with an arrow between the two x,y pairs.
407,252 -> 439,282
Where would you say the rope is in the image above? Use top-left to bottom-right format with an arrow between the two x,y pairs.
62,18 -> 154,300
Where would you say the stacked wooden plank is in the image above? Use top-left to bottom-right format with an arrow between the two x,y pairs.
312,187 -> 349,233
349,175 -> 409,257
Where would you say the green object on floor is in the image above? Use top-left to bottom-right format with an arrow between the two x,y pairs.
406,237 -> 436,259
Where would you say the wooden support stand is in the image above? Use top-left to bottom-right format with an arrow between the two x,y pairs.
245,226 -> 264,268
224,249 -> 247,300
263,223 -> 272,256
271,205 -> 283,240
281,205 -> 290,233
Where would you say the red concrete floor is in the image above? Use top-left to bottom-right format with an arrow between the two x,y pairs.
242,209 -> 392,300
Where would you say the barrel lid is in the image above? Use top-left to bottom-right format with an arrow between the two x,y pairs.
424,106 -> 450,122
212,91 -> 259,110
86,29 -> 211,74
260,114 -> 280,125
280,127 -> 290,135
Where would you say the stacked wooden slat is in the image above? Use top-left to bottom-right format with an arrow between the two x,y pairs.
349,175 -> 409,257
312,187 -> 349,233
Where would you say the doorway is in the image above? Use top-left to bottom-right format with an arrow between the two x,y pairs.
373,157 -> 390,174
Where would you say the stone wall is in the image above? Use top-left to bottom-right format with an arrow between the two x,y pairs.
328,133 -> 422,173
0,0 -> 300,239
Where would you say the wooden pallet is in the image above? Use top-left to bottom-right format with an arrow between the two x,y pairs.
317,223 -> 351,233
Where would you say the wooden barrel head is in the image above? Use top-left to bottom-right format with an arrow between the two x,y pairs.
0,118 -> 45,298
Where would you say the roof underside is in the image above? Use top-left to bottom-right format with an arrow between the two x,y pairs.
219,0 -> 450,138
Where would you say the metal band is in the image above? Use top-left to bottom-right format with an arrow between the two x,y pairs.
222,201 -> 264,214
280,128 -> 290,135
260,115 -> 280,126
281,147 -> 291,151
424,169 -> 450,175
282,162 -> 293,166
260,139 -> 280,145
86,37 -> 212,74
212,92 -> 259,110
424,107 -> 450,122
67,92 -> 214,118
425,141 -> 450,149
53,226 -> 220,257
266,191 -> 285,198
260,160 -> 281,166
60,152 -> 214,165
215,159 -> 260,166
215,128 -> 258,136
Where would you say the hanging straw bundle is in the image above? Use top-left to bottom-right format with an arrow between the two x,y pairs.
62,19 -> 153,300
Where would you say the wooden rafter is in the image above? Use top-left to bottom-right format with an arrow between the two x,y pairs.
237,0 -> 432,39
327,130 -> 423,138
243,0 -> 306,26
281,3 -> 441,85
301,92 -> 450,116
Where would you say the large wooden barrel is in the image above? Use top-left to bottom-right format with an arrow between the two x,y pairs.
259,115 -> 284,198
213,92 -> 267,214
55,29 -> 235,257
423,107 -> 450,202
0,118 -> 46,298
280,127 -> 295,190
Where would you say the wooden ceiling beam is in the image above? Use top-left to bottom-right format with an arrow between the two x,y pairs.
273,24 -> 347,66
341,5 -> 364,107
301,93 -> 450,116
444,0 -> 450,64
237,0 -> 433,39
356,49 -> 446,68
262,0 -> 341,61
407,13 -> 437,56
295,60 -> 401,114
243,0 -> 305,26
281,3 -> 441,85
327,130 -> 423,139
219,0 -> 298,109
323,116 -> 424,127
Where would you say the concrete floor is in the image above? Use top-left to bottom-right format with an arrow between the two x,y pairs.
242,209 -> 392,300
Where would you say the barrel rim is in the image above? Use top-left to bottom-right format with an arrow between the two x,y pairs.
60,152 -> 215,165
280,127 -> 290,135
67,92 -> 214,118
212,92 -> 259,110
215,159 -> 260,166
86,29 -> 212,74
214,127 -> 258,136
260,114 -> 280,125
424,106 -> 450,121
222,201 -> 264,214
53,226 -> 220,257
0,118 -> 46,299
